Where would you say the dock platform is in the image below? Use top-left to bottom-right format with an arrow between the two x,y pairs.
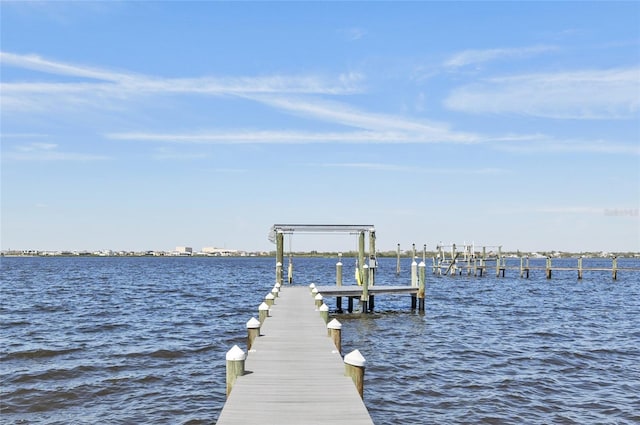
315,285 -> 418,297
216,286 -> 374,425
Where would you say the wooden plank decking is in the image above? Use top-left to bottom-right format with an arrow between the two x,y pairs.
315,285 -> 418,297
216,286 -> 374,425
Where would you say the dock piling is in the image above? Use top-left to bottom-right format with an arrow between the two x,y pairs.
319,303 -> 329,323
344,349 -> 366,399
246,317 -> 261,350
360,264 -> 369,313
225,345 -> 246,397
418,260 -> 426,312
265,292 -> 275,306
327,319 -> 342,353
336,254 -> 343,313
578,257 -> 583,280
258,302 -> 269,324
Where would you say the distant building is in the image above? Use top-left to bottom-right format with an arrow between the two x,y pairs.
175,246 -> 193,256
202,246 -> 239,256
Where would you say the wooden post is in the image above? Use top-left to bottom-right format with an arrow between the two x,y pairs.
276,232 -> 284,285
271,286 -> 279,298
360,264 -> 369,313
578,257 -> 583,280
246,317 -> 261,351
344,349 -> 366,399
314,293 -> 323,309
319,303 -> 329,323
396,243 -> 401,276
451,243 -> 457,275
410,259 -> 418,286
358,231 -> 365,286
327,318 -> 342,353
258,302 -> 269,324
309,283 -> 316,293
347,296 -> 354,313
546,257 -> 552,279
525,256 -> 530,278
225,345 -> 246,397
418,260 -> 426,312
368,265 -> 375,312
275,262 -> 282,286
287,256 -> 293,284
336,253 -> 343,313
368,231 -> 376,310
612,256 -> 618,280
265,292 -> 275,306
520,256 -> 524,278
410,251 -> 418,309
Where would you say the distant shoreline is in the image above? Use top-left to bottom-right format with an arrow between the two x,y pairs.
2,250 -> 639,259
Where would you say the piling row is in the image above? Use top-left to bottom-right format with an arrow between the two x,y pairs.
429,254 -> 629,280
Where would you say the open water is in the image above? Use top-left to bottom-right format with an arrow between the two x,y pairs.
1,256 -> 639,424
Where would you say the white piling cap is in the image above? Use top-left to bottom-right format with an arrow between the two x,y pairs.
336,261 -> 342,266
327,318 -> 342,330
246,317 -> 261,329
319,303 -> 329,312
314,293 -> 323,301
259,302 -> 270,311
363,264 -> 369,269
309,283 -> 316,289
265,293 -> 275,300
275,282 -> 282,289
226,345 -> 246,361
344,349 -> 366,367
276,262 -> 282,267
271,287 -> 279,294
419,261 -> 426,267
412,260 -> 417,266
311,288 -> 319,295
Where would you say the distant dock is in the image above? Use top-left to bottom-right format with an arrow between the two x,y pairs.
217,286 -> 374,425
428,244 -> 639,280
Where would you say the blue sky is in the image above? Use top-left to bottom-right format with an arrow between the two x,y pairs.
1,1 -> 639,253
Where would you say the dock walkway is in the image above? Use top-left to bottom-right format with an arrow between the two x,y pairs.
216,286 -> 374,425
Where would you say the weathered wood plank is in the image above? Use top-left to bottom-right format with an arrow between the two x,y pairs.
217,287 -> 374,425
315,285 -> 418,297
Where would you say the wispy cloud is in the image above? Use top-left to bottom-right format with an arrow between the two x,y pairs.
493,206 -> 638,216
0,51 -> 134,82
491,136 -> 640,155
340,27 -> 367,41
319,162 -> 508,175
445,67 -> 640,119
244,95 -> 479,143
151,147 -> 208,161
444,45 -> 558,68
0,52 -> 363,104
3,142 -> 109,161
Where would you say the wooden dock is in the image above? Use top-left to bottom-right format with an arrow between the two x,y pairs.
216,286 -> 374,425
